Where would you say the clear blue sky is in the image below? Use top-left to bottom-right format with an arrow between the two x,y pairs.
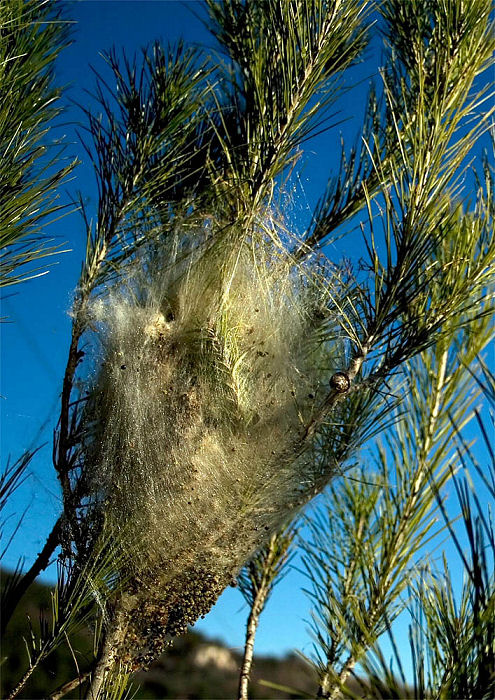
0,0 -> 490,673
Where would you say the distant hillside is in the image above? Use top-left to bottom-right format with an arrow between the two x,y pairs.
1,570 -> 316,699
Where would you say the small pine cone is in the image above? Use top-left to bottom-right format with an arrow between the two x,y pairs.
329,371 -> 350,393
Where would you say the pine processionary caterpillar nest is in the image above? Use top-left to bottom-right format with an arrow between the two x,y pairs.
80,232 -> 338,662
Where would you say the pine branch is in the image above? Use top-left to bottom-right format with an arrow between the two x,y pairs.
204,0 -> 370,223
6,536 -> 127,700
237,526 -> 296,699
303,312 -> 493,698
0,0 -> 77,287
48,669 -> 92,700
356,358 -> 495,698
1,515 -> 62,636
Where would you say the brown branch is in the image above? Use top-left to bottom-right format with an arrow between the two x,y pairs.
1,515 -> 63,636
53,237 -> 111,543
237,565 -> 274,698
55,312 -> 86,501
237,599 -> 263,700
7,661 -> 39,700
49,669 -> 92,700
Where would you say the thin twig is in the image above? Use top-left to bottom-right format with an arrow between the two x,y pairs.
49,669 -> 92,700
1,515 -> 63,636
237,538 -> 278,700
7,648 -> 47,700
238,599 -> 263,700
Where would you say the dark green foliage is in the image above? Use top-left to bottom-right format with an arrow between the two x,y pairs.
77,41 -> 210,293
0,573 -> 92,699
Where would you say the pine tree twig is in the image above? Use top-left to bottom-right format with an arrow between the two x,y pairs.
1,515 -> 63,636
237,529 -> 295,700
238,591 -> 265,700
49,669 -> 92,700
6,659 -> 42,700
